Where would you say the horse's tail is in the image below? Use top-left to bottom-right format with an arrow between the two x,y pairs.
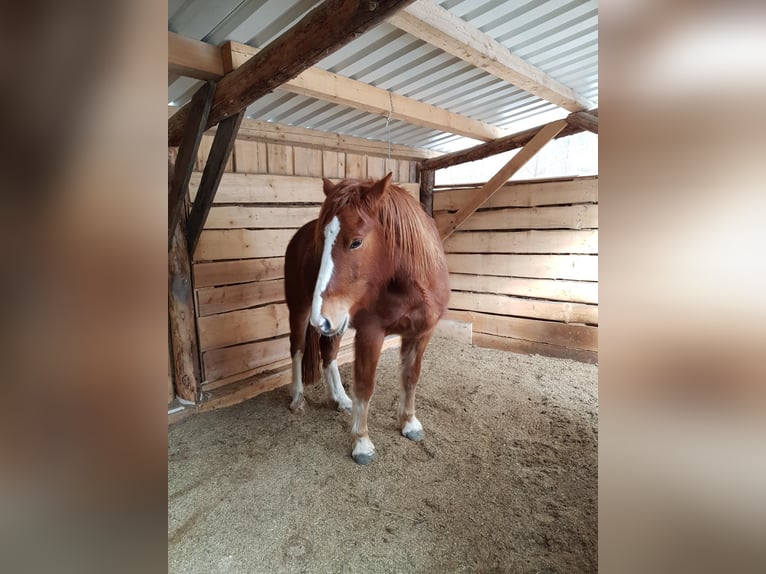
302,324 -> 321,385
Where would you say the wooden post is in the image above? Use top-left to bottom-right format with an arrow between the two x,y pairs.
438,119 -> 568,241
168,81 -> 215,245
186,110 -> 245,253
169,214 -> 202,404
168,0 -> 418,146
419,167 -> 434,216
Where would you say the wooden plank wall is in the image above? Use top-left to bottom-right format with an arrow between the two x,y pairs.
188,136 -> 419,389
435,176 -> 598,363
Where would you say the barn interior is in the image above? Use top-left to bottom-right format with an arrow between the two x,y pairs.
168,1 -> 598,571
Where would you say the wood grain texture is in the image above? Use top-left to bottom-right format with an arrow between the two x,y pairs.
449,290 -> 598,325
233,139 -> 268,173
194,229 -> 297,261
168,221 -> 201,402
233,118 -> 437,159
204,206 -> 319,229
197,302 -> 290,351
433,177 -> 597,211
435,204 -> 599,232
197,278 -> 285,317
187,110 -> 244,252
193,257 -> 284,288
443,230 -> 598,254
472,332 -> 598,364
388,1 -> 593,111
421,110 -> 597,171
438,120 -> 567,240
189,173 -> 418,204
449,273 -> 598,304
169,81 -> 214,244
446,310 -> 598,351
447,253 -> 598,281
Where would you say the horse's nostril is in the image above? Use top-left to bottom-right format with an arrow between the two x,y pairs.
320,317 -> 332,334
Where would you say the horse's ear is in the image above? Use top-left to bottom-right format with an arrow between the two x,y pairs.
366,172 -> 393,204
322,178 -> 335,197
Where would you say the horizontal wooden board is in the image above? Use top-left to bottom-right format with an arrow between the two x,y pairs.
190,173 -> 323,203
449,291 -> 597,325
197,279 -> 285,316
190,173 -> 419,204
203,336 -> 292,384
203,328 -> 358,385
449,273 -> 598,304
444,230 -> 598,254
198,302 -> 289,351
435,204 -> 598,232
446,310 -> 598,351
434,177 -> 597,211
193,257 -> 284,288
233,118 -> 438,160
205,206 -> 319,229
201,334 -> 400,392
447,254 -> 598,281
472,332 -> 598,364
194,229 -> 296,261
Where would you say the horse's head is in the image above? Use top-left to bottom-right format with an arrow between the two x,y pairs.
310,174 -> 394,336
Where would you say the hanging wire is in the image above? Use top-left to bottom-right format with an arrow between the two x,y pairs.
386,91 -> 393,160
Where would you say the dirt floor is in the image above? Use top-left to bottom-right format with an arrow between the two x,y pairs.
168,336 -> 598,573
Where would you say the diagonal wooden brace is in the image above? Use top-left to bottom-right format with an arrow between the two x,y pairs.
186,110 -> 245,253
438,119 -> 568,241
168,81 -> 215,246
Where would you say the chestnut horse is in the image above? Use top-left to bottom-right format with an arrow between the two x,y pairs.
284,173 -> 449,464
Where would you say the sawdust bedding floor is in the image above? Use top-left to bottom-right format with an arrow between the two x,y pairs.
169,336 -> 598,573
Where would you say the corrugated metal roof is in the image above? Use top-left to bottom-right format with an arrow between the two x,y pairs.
168,0 -> 597,152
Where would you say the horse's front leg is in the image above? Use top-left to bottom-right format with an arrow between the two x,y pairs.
350,328 -> 385,465
399,334 -> 432,441
320,334 -> 352,412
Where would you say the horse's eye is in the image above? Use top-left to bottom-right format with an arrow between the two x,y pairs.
349,238 -> 363,250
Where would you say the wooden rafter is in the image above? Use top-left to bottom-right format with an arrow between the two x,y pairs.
168,31 -> 507,143
222,42 -> 507,142
388,0 -> 594,112
437,119 -> 568,241
421,108 -> 597,172
168,31 -> 224,80
168,0 -> 418,146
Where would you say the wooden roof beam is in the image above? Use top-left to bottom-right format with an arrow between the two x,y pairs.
222,42 -> 507,142
169,0 -> 419,146
168,31 -> 508,143
421,108 -> 597,172
168,31 -> 224,80
388,0 -> 594,112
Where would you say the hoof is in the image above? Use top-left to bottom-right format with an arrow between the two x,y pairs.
352,452 -> 376,465
403,428 -> 425,442
327,398 -> 352,414
289,394 -> 305,413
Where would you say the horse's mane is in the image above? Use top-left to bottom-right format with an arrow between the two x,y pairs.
316,178 -> 446,281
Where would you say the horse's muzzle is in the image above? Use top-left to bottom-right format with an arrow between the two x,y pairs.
318,314 -> 348,337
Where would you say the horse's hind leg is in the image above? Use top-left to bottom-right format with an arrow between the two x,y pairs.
399,334 -> 432,441
288,308 -> 310,413
320,335 -> 352,412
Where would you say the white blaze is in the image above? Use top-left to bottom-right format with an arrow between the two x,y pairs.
311,216 -> 340,327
